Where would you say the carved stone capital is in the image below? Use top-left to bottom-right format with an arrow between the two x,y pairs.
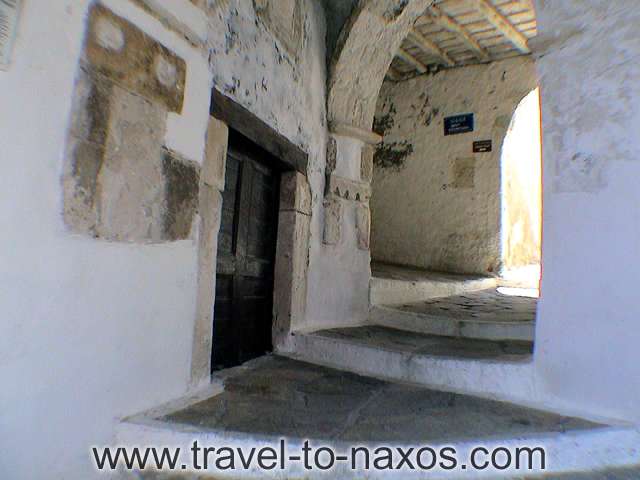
326,173 -> 371,203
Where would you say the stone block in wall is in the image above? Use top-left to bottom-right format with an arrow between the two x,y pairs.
85,4 -> 186,113
273,208 -> 310,348
203,117 -> 229,191
191,187 -> 223,385
323,195 -> 342,245
355,204 -> 371,251
162,149 -> 200,241
360,145 -> 374,183
95,86 -> 168,241
63,3 -> 198,244
280,171 -> 311,216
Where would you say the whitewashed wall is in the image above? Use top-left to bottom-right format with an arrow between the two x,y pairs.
533,0 -> 640,423
0,0 -> 330,478
372,56 -> 537,274
206,0 -> 369,332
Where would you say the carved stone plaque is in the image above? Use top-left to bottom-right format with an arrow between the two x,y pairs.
254,0 -> 303,56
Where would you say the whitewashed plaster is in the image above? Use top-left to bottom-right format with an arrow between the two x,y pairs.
533,0 -> 640,424
371,56 -> 538,274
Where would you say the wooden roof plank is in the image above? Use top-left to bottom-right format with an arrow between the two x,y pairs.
467,0 -> 531,53
428,4 -> 491,62
408,29 -> 456,67
396,48 -> 429,73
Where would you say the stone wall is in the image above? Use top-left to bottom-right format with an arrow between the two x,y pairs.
371,56 -> 538,274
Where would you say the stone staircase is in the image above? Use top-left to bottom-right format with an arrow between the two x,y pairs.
369,262 -> 536,343
117,264 -> 639,479
288,263 -> 538,406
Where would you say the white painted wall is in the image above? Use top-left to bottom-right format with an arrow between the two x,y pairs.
0,1 -> 211,478
206,0 -> 370,331
0,0 -> 331,477
372,57 -> 537,274
533,0 -> 640,423
0,0 -> 367,473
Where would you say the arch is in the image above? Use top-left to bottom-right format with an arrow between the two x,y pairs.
500,87 -> 542,278
327,0 -> 434,135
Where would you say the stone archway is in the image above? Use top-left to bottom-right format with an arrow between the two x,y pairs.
315,0 -> 434,327
327,0 -> 434,136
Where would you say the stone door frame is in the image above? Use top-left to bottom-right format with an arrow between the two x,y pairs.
190,88 -> 311,386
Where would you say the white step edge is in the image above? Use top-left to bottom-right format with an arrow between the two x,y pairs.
369,305 -> 535,342
371,276 -> 498,306
289,331 -> 536,405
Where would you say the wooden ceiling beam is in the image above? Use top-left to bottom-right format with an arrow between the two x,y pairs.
468,0 -> 531,54
427,5 -> 491,62
408,29 -> 456,67
396,48 -> 429,74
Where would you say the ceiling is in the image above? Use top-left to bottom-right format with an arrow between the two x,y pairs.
387,0 -> 537,80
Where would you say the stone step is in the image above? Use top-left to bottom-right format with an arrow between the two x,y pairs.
369,288 -> 537,342
290,325 -> 536,403
371,262 -> 497,306
119,355 -> 640,480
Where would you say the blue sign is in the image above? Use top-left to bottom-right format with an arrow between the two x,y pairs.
444,113 -> 474,136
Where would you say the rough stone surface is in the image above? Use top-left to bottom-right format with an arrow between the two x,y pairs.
162,150 -> 200,241
322,195 -> 342,245
314,325 -> 534,361
85,4 -> 186,113
360,144 -> 374,183
355,203 -> 370,250
191,188 -> 223,386
370,288 -> 537,342
371,56 -> 538,275
389,289 -> 537,323
202,117 -> 228,191
273,207 -> 311,349
326,135 -> 337,174
280,171 -> 312,215
327,173 -> 371,202
372,261 -> 498,301
64,74 -> 171,242
63,3 -> 199,243
163,355 -> 595,442
327,0 -> 433,130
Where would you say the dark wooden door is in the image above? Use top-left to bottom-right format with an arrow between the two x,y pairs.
212,137 -> 280,371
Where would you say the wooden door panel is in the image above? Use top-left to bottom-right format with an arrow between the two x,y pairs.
212,139 -> 280,371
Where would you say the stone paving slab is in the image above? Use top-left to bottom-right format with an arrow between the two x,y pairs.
372,261 -> 495,284
314,325 -> 534,360
394,288 -> 537,324
162,355 -> 595,443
